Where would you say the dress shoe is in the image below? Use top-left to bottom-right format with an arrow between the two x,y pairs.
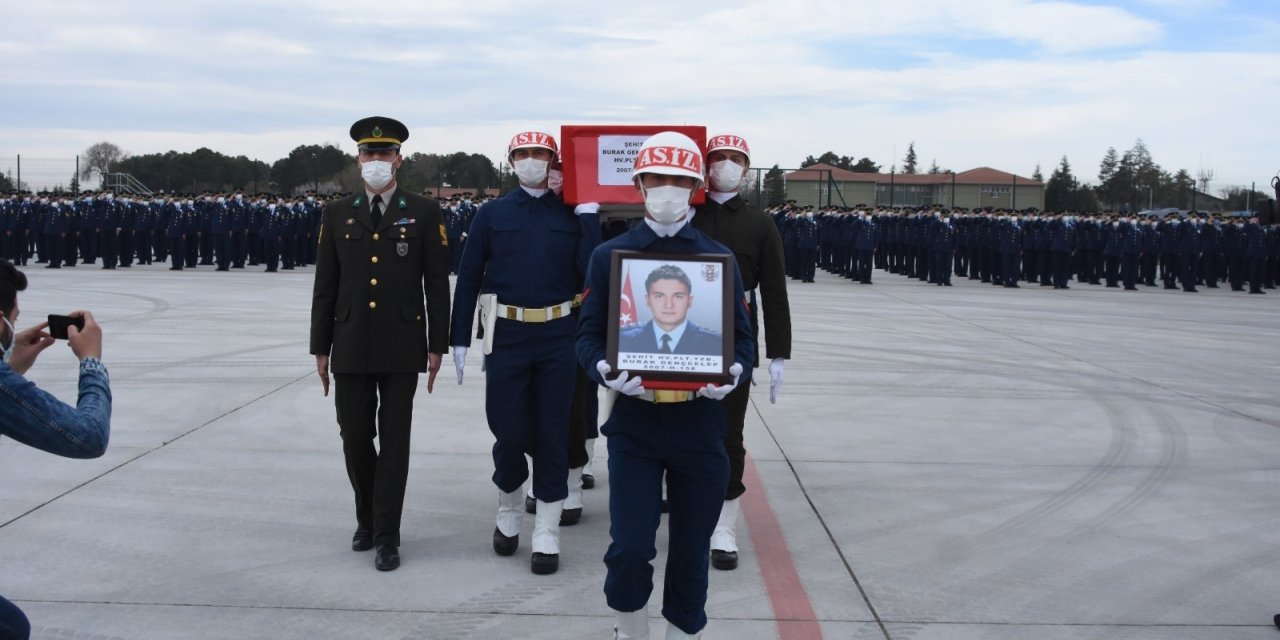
352,528 -> 373,552
559,507 -> 582,526
531,552 -> 559,575
581,473 -> 595,489
711,549 -> 738,571
374,544 -> 400,571
493,526 -> 518,556
525,495 -> 537,514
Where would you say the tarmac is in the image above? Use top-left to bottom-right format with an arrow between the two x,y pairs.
1,260 -> 1279,639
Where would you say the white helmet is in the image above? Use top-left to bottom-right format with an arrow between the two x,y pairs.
507,129 -> 558,159
632,131 -> 704,186
706,134 -> 751,163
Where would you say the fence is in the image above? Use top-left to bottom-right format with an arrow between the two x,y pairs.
1,156 -> 89,193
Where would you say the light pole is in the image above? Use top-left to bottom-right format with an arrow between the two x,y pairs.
1138,184 -> 1152,211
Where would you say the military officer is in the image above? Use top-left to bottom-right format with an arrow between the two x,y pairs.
310,116 -> 451,572
450,128 -> 600,575
690,133 -> 791,573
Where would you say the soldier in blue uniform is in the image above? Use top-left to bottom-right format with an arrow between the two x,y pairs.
576,131 -> 753,640
999,213 -> 1022,288
158,197 -> 184,270
1178,215 -> 1201,292
1245,216 -> 1267,294
450,128 -> 600,576
1049,212 -> 1074,289
1119,216 -> 1142,290
932,212 -> 955,286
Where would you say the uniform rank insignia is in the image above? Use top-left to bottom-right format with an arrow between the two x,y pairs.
397,242 -> 409,257
393,217 -> 415,225
438,224 -> 448,246
397,197 -> 408,209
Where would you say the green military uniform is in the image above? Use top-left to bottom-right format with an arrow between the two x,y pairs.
309,117 -> 451,563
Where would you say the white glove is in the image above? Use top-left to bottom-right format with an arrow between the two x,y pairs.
596,360 -> 644,397
768,358 -> 785,404
574,202 -> 600,216
453,347 -> 467,384
698,363 -> 744,401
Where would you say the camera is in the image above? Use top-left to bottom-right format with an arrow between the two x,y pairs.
47,314 -> 85,340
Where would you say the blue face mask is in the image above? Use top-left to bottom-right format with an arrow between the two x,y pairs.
1,316 -> 14,364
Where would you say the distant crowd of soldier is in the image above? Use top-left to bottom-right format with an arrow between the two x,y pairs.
772,204 -> 1280,295
0,190 -> 494,275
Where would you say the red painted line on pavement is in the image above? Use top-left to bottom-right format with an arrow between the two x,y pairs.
740,452 -> 824,640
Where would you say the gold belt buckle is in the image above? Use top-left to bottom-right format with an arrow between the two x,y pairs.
523,307 -> 548,323
652,390 -> 693,403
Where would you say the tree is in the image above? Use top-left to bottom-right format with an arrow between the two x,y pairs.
81,141 -> 126,184
69,172 -> 80,194
928,159 -> 942,175
1045,156 -> 1098,212
270,144 -> 353,194
1032,164 -> 1044,183
1218,186 -> 1271,211
902,142 -> 918,174
763,165 -> 786,206
850,157 -> 881,173
0,172 -> 13,191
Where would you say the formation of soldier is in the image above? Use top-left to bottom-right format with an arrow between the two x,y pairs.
0,191 -> 494,275
772,204 -> 1280,294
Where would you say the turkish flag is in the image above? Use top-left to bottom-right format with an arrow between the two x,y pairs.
619,266 -> 637,327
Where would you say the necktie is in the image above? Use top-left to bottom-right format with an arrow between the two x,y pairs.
371,195 -> 383,227
659,334 -> 672,353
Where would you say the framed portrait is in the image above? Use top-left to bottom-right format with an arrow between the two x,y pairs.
606,250 -> 736,390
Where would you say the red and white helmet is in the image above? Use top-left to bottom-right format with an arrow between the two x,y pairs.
706,134 -> 750,162
507,129 -> 558,159
632,131 -> 704,185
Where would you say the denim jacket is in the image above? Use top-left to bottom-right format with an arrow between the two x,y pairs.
0,357 -> 111,458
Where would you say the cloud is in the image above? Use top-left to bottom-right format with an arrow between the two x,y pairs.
1,0 -> 1276,189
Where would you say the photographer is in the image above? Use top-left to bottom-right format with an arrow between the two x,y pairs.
0,258 -> 110,640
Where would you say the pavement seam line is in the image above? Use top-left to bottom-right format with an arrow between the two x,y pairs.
0,371 -> 312,530
751,397 -> 892,640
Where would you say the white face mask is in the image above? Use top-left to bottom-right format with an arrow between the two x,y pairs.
513,158 -> 549,187
708,159 -> 745,192
547,169 -> 563,195
361,160 -> 394,190
0,316 -> 14,364
642,185 -> 691,223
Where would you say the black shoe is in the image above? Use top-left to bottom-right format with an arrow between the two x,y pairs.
661,499 -> 669,514
1274,613 -> 1279,629
581,473 -> 595,490
525,495 -> 536,514
352,528 -> 373,552
492,526 -> 518,556
531,552 -> 559,575
711,549 -> 738,571
560,507 -> 582,526
374,544 -> 400,571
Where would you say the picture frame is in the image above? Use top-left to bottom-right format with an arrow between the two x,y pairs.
605,250 -> 736,390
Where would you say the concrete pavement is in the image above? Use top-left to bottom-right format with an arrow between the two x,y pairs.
2,262 -> 1278,639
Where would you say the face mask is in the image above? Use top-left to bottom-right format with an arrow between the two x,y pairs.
708,160 -> 744,192
0,316 -> 14,364
513,158 -> 549,187
642,185 -> 691,223
361,160 -> 394,190
547,169 -> 563,195
307,196 -> 314,202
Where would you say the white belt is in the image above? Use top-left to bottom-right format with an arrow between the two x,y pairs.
496,296 -> 580,323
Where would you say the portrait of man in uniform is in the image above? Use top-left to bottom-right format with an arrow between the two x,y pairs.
609,253 -> 734,382
619,263 -> 721,356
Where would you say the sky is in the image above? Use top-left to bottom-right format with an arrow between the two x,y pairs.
1,0 -> 1277,193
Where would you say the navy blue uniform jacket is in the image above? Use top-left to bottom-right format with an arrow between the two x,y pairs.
578,222 -> 754,386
